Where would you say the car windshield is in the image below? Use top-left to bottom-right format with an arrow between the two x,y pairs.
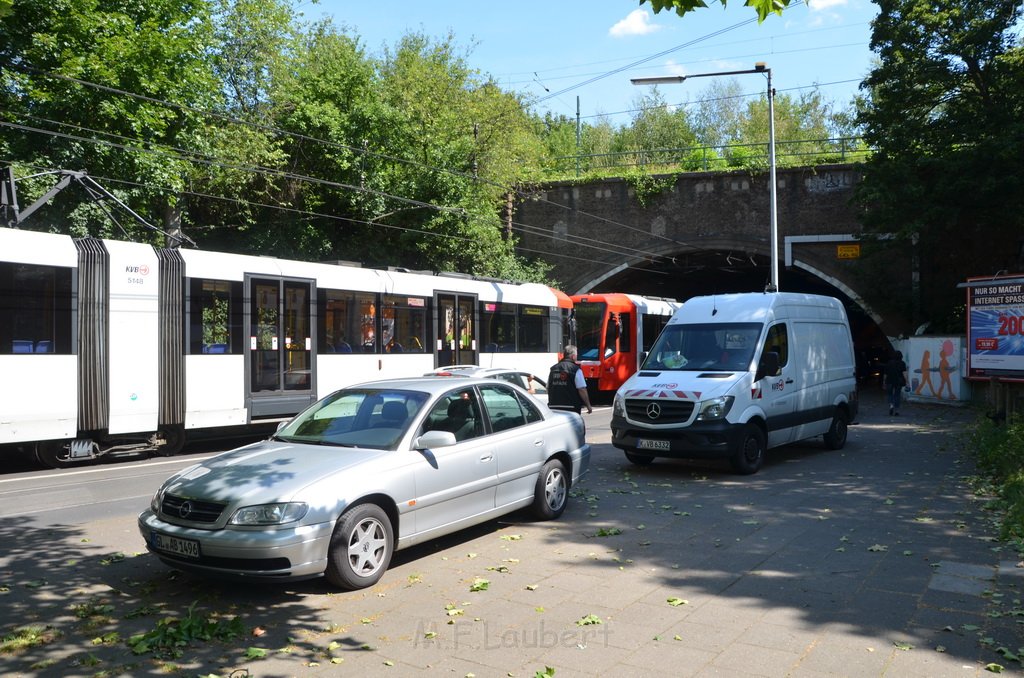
643,323 -> 762,372
274,388 -> 429,450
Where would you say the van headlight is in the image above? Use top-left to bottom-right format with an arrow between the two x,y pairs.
613,393 -> 626,417
230,503 -> 309,526
697,396 -> 734,421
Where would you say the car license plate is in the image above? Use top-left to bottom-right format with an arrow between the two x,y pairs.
151,531 -> 201,559
638,439 -> 670,451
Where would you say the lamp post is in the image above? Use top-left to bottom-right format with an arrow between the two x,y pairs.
632,63 -> 779,292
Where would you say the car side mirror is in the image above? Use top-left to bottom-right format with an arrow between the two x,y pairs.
414,430 -> 457,450
756,351 -> 780,381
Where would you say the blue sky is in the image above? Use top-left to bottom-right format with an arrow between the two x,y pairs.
305,0 -> 878,126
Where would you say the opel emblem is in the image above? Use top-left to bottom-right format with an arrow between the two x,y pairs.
646,402 -> 661,419
179,501 -> 193,519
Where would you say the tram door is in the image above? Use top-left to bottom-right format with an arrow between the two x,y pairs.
247,276 -> 317,418
435,292 -> 476,367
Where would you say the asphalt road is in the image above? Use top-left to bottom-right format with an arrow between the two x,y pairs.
1,390 -> 1021,677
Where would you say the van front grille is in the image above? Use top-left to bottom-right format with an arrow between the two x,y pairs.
625,399 -> 695,425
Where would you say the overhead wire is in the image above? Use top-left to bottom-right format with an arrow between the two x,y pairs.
4,1 -> 833,272
1,85 -> 702,264
498,16 -> 866,87
0,148 -> 675,271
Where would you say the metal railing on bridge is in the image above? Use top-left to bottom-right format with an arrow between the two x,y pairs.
546,136 -> 869,179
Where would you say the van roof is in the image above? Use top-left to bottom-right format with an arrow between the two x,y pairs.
669,292 -> 848,325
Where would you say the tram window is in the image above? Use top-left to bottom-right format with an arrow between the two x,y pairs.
382,294 -> 428,353
518,305 -> 549,352
619,312 -> 632,352
641,313 -> 668,353
188,278 -> 243,354
0,262 -> 73,355
319,289 -> 377,354
480,302 -> 515,353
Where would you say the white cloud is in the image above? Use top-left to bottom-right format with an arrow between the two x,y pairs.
609,9 -> 661,38
807,0 -> 848,10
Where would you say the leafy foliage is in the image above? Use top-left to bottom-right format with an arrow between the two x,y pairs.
969,416 -> 1024,543
127,601 -> 245,658
643,0 -> 794,22
854,0 -> 1024,331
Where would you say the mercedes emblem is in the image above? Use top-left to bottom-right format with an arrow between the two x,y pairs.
646,402 -> 661,419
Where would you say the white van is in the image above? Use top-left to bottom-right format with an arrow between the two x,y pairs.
610,292 -> 858,474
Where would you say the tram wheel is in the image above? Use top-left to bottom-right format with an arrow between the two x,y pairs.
154,425 -> 186,457
34,440 -> 71,469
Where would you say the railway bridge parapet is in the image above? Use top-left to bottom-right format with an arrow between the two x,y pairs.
511,163 -> 905,331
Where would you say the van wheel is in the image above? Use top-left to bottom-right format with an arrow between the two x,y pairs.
823,409 -> 848,450
731,424 -> 765,475
624,450 -> 654,466
531,459 -> 568,520
324,504 -> 393,590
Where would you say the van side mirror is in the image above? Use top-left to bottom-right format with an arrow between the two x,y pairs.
756,351 -> 780,381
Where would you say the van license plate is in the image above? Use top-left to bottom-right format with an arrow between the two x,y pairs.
638,439 -> 670,451
151,531 -> 201,559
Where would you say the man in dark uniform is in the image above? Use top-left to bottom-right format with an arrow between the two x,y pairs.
547,344 -> 593,415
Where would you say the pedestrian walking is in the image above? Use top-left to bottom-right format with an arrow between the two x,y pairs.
883,349 -> 909,416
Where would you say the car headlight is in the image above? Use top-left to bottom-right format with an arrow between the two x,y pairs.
612,392 -> 626,417
697,396 -> 734,421
229,502 -> 309,526
150,488 -> 163,513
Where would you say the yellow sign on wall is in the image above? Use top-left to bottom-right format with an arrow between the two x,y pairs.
837,244 -> 861,259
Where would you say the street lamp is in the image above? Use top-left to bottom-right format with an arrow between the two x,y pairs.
632,63 -> 779,292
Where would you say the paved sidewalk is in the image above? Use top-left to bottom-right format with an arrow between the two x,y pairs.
3,389 -> 1022,677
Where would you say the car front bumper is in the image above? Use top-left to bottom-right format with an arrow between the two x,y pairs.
138,509 -> 334,581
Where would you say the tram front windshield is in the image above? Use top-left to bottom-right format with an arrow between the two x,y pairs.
573,301 -> 606,360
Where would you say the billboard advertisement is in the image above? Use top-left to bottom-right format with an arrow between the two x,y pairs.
963,274 -> 1024,382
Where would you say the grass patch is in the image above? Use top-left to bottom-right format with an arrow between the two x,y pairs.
1,625 -> 62,653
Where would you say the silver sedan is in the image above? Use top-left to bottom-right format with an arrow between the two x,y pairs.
138,376 -> 590,589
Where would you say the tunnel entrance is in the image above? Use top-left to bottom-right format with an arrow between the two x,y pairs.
576,250 -> 892,386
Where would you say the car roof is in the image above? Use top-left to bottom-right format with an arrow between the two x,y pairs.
348,375 -> 504,396
430,365 -> 519,377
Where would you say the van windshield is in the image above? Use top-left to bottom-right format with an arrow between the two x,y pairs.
643,323 -> 762,372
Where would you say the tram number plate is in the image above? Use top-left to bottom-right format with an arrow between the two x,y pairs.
151,531 -> 201,559
638,439 -> 670,451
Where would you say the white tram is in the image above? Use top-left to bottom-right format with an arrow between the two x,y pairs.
0,227 -> 572,467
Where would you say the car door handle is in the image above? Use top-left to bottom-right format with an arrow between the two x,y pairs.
785,379 -> 794,384
480,454 -> 493,462
534,439 -> 543,446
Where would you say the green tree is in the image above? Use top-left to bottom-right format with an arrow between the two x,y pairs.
738,87 -> 834,168
855,0 -> 1024,331
615,89 -> 697,168
0,0 -> 220,241
371,31 -> 549,279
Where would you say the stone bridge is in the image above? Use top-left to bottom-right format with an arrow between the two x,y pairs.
511,163 -> 909,339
